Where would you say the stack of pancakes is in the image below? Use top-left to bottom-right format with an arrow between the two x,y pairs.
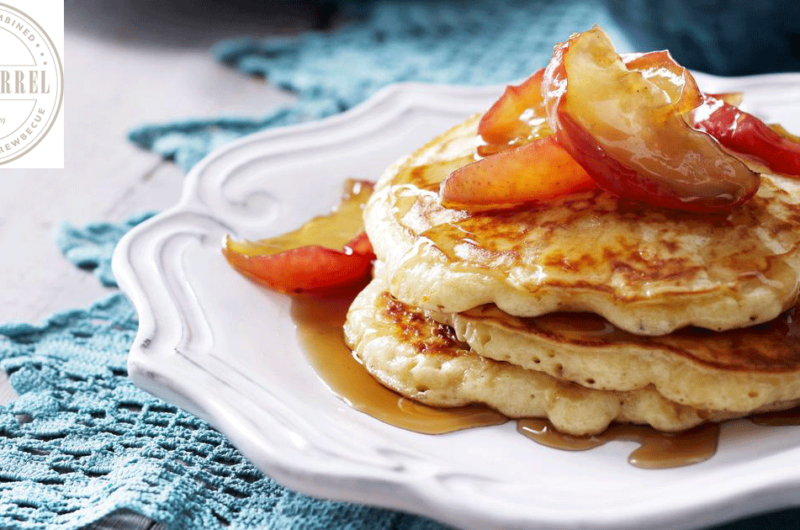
344,115 -> 800,436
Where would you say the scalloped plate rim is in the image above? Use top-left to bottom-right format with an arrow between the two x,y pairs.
113,75 -> 800,530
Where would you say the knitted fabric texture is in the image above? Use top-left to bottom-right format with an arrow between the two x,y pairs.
0,215 -> 446,529
5,2 -> 800,528
1,2 -> 634,528
5,3 -> 629,527
128,0 -> 632,171
57,213 -> 156,288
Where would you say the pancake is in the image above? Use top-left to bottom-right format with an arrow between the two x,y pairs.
428,301 -> 800,412
365,115 -> 800,335
344,276 -> 799,436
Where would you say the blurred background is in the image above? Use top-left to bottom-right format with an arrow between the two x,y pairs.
66,0 -> 800,75
607,0 -> 800,75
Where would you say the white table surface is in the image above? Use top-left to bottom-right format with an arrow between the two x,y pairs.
0,1 -> 317,527
1,0 -> 316,325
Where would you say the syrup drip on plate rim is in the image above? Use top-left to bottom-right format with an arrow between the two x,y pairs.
517,418 -> 720,469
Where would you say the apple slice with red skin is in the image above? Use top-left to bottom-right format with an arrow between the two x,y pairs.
443,44 -> 709,211
223,180 -> 375,295
625,54 -> 800,177
440,135 -> 595,211
222,236 -> 374,295
543,27 -> 760,213
692,95 -> 800,177
477,68 -> 552,156
477,50 -> 712,157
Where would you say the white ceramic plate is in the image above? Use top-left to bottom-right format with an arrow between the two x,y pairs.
113,75 -> 800,530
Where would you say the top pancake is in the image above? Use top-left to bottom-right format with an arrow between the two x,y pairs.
365,115 -> 800,335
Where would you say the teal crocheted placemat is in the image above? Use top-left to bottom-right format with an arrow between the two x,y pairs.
129,0 -> 631,171
7,3 -> 631,527
1,214 -> 447,530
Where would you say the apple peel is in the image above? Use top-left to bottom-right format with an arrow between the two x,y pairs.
223,179 -> 375,295
693,95 -> 800,177
477,68 -> 552,156
440,136 -> 595,211
543,27 -> 760,213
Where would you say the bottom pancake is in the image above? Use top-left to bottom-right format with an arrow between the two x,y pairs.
344,279 -> 764,435
426,300 -> 800,413
345,277 -> 794,436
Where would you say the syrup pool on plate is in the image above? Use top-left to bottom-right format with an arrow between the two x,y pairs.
291,293 -> 508,434
290,288 -> 780,470
228,177 -> 800,469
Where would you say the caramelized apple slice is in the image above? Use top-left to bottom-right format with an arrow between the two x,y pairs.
477,68 -> 552,156
222,179 -> 375,295
693,95 -> 800,177
440,136 -> 595,211
544,28 -> 759,213
223,238 -> 373,295
622,51 -> 703,114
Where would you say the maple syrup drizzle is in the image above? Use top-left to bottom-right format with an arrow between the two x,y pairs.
291,293 -> 508,434
274,180 -> 800,469
291,291 -> 729,468
517,418 -> 720,469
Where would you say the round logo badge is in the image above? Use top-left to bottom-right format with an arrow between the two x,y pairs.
0,3 -> 63,165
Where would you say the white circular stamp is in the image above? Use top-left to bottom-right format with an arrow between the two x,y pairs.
0,3 -> 63,165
